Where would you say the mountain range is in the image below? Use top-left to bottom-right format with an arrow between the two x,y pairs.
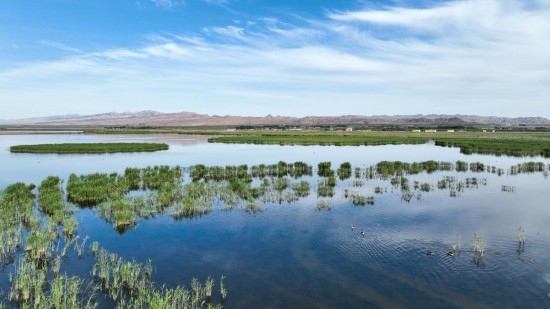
1,111 -> 549,127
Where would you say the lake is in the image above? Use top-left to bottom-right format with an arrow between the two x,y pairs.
1,134 -> 550,308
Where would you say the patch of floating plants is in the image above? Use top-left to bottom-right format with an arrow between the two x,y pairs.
1,159 -> 549,307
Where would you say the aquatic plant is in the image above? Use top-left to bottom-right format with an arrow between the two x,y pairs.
242,200 -> 263,213
291,180 -> 310,197
204,276 -> 215,302
38,176 -> 64,215
337,162 -> 352,180
318,162 -> 333,177
473,233 -> 485,257
518,226 -> 525,244
348,192 -> 368,206
220,275 -> 227,303
124,167 -> 142,190
317,181 -> 334,198
316,199 -> 331,211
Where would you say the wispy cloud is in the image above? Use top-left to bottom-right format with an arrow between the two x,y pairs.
39,40 -> 82,53
150,0 -> 184,9
202,0 -> 227,5
1,0 -> 550,118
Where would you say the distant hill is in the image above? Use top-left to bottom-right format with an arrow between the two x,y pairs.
1,111 -> 549,127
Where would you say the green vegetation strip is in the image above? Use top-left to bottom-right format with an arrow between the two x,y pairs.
435,138 -> 550,157
208,132 -> 550,157
10,143 -> 169,154
208,134 -> 429,146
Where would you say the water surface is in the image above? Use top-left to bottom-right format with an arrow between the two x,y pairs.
1,134 -> 550,308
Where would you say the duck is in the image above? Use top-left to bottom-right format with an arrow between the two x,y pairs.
446,250 -> 455,257
360,230 -> 365,237
426,250 -> 435,256
351,224 -> 355,231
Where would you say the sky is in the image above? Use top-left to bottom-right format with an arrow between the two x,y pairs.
1,0 -> 550,119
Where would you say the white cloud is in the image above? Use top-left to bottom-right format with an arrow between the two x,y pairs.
1,0 -> 550,119
150,0 -> 183,8
208,26 -> 245,40
202,0 -> 227,5
39,40 -> 82,53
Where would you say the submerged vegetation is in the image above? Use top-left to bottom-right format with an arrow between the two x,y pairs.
10,142 -> 169,154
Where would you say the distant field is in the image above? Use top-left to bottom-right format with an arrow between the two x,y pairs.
10,143 -> 169,154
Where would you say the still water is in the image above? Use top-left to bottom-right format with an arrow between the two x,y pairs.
1,134 -> 550,308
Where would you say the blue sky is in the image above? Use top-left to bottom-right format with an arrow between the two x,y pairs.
1,0 -> 550,119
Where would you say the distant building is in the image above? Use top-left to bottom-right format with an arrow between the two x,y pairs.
345,127 -> 353,132
425,129 -> 437,133
447,130 -> 455,133
412,129 -> 421,133
226,128 -> 236,132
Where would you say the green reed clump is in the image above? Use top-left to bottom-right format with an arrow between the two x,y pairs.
89,245 -> 226,308
289,161 -> 313,178
291,180 -> 310,197
99,197 -> 136,229
190,164 -> 208,182
25,228 -> 57,261
228,178 -> 249,199
317,181 -> 334,197
132,194 -> 158,218
400,177 -> 410,191
67,173 -> 127,205
337,162 -> 352,180
156,183 -> 184,209
48,274 -> 96,309
0,222 -> 23,264
354,167 -> 362,179
9,256 -> 96,308
469,162 -> 485,172
350,192 -> 367,206
318,162 -> 333,177
0,182 -> 36,226
272,177 -> 289,192
38,176 -> 64,215
219,185 -> 240,210
170,196 -> 212,219
142,165 -> 183,190
92,247 -> 153,300
124,167 -> 142,190
455,160 -> 468,172
419,183 -> 431,192
9,258 -> 46,305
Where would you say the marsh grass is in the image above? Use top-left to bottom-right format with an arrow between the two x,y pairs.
10,142 -> 169,154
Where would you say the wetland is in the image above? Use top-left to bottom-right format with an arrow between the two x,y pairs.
1,133 -> 550,308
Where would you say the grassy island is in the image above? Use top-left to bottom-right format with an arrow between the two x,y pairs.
207,134 -> 430,146
10,143 -> 169,154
